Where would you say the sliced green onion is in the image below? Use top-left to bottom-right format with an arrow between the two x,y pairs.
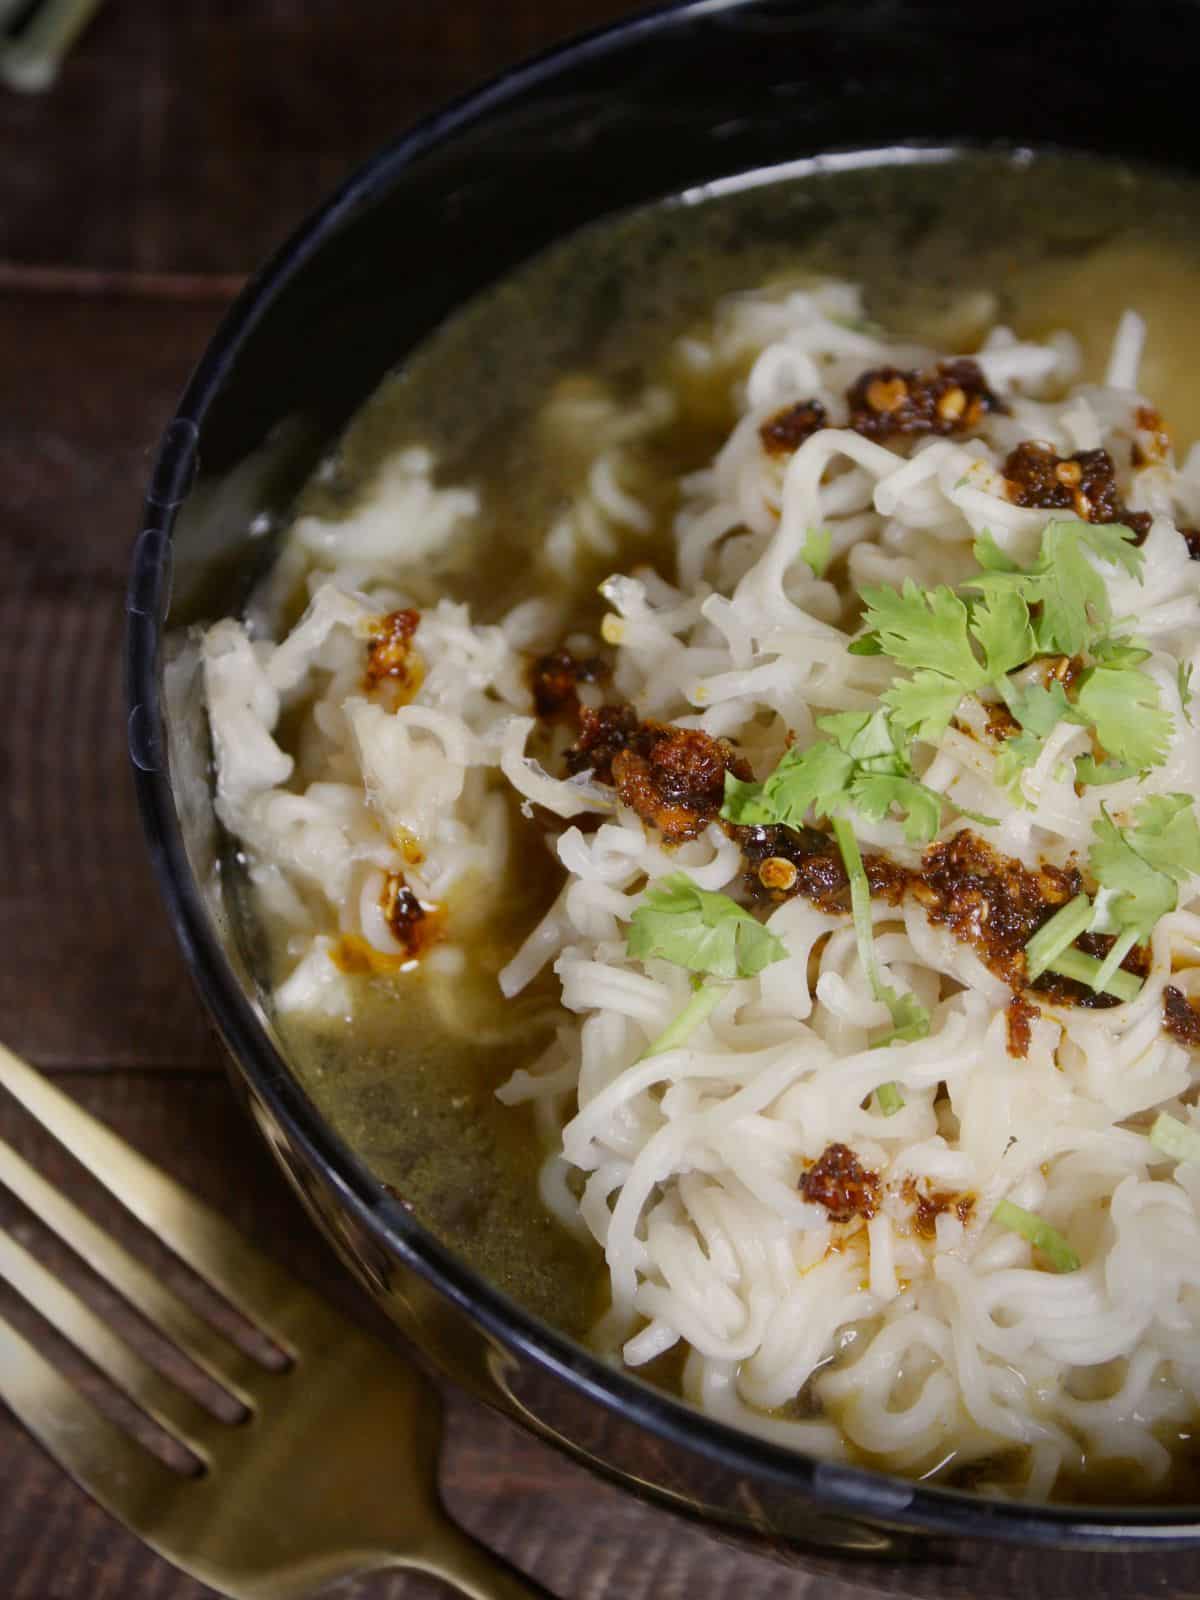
875,1082 -> 905,1116
992,1199 -> 1080,1273
640,979 -> 725,1060
1024,893 -> 1093,982
1150,1111 -> 1200,1165
1042,948 -> 1143,1003
832,815 -> 930,1047
1092,926 -> 1141,993
833,816 -> 883,993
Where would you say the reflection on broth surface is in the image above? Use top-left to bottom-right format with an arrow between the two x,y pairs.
213,149 -> 1200,1502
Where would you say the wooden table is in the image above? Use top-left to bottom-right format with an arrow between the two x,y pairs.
0,4 -> 875,1595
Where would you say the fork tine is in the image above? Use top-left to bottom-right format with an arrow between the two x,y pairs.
0,1224 -> 222,1459
0,1132 -> 266,1406
0,1312 -> 181,1528
0,1043 -> 310,1343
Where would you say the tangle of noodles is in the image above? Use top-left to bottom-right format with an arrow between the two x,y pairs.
203,279 -> 1200,1500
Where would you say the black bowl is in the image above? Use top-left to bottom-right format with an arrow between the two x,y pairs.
127,2 -> 1200,1593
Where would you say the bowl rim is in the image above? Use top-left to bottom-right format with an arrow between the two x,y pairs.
126,0 -> 1200,1546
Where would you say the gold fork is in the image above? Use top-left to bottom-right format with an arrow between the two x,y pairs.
0,1042 -> 553,1600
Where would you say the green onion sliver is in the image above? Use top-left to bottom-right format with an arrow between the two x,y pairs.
832,816 -> 882,995
1042,948 -> 1143,1003
1024,893 -> 1093,982
640,979 -> 725,1060
875,1082 -> 905,1117
992,1199 -> 1080,1273
1150,1111 -> 1200,1165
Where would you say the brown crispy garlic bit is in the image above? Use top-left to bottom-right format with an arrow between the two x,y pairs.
529,647 -> 608,719
611,723 -> 750,845
801,1143 -> 879,1222
1002,441 -> 1151,540
1163,984 -> 1200,1047
364,608 -> 421,693
846,358 -> 1002,441
1005,994 -> 1039,1060
759,399 -> 828,456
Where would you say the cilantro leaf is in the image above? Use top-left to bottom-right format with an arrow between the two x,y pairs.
966,519 -> 1143,658
847,632 -> 883,656
1003,678 -> 1082,738
1091,635 -> 1151,669
627,873 -> 787,981
851,773 -> 944,844
1074,665 -> 1172,771
1119,794 -> 1200,881
817,708 -> 899,766
970,588 -> 1036,679
720,742 -> 853,829
1074,755 -> 1137,787
1179,662 -> 1194,727
861,580 -> 986,687
1090,807 -> 1178,942
884,669 -> 970,743
993,729 -> 1044,794
801,526 -> 833,578
973,530 -> 1020,573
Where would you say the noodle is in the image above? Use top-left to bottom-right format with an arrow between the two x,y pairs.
204,278 -> 1200,1500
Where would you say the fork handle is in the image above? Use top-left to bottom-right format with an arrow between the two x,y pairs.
411,1523 -> 560,1600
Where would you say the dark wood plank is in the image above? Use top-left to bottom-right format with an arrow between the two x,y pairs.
0,289 -> 226,1068
0,0 -> 647,278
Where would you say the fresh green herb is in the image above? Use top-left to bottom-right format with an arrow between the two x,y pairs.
1091,634 -> 1151,669
1024,894 -> 1094,983
874,1081 -> 906,1116
800,526 -> 833,579
721,742 -> 853,831
721,709 -> 979,845
993,728 -> 1045,795
640,980 -> 727,1059
863,581 -> 986,684
1040,948 -> 1143,1002
1073,665 -> 1171,771
847,631 -> 884,656
886,670 -> 974,745
971,588 -> 1038,679
1002,679 -> 1081,737
627,876 -> 788,1061
1149,1111 -> 1200,1165
1088,797 -> 1200,985
991,1199 -> 1080,1273
861,581 -> 987,741
832,817 -> 931,1048
1074,755 -> 1137,787
967,519 -> 1142,657
1179,662 -> 1195,727
627,873 -> 787,981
